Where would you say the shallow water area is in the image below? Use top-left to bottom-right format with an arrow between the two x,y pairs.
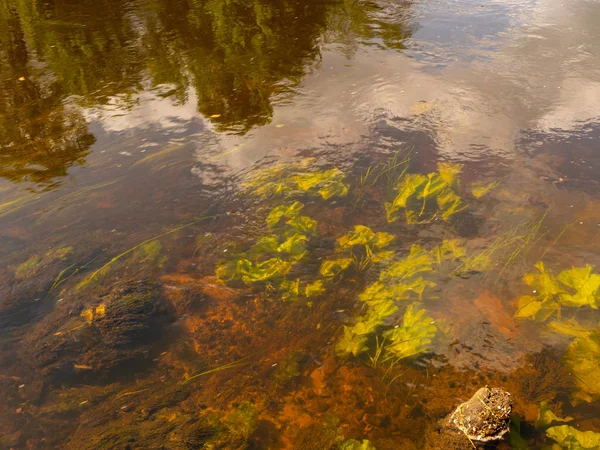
1,0 -> 600,448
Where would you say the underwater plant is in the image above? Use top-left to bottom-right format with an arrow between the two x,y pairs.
515,263 -> 600,321
385,162 -> 467,224
340,439 -> 377,450
547,321 -> 600,404
244,160 -> 349,200
335,241 -> 464,360
14,245 -> 73,279
216,201 -> 327,302
536,401 -> 600,449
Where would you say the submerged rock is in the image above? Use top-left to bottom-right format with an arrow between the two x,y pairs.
424,386 -> 512,450
449,386 -> 512,442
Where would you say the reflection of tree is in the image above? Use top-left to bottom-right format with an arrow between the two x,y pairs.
0,3 -> 95,190
0,0 -> 414,187
142,0 -> 330,134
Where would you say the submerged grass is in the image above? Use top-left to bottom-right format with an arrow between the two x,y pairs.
38,178 -> 123,219
131,143 -> 185,167
76,214 -> 219,291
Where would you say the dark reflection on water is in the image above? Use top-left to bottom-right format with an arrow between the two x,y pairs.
0,0 -> 414,189
1,0 -> 600,448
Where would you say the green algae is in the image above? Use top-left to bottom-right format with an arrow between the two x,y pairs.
14,245 -> 73,279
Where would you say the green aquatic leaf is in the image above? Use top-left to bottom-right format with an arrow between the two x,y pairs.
295,168 -> 349,199
287,215 -> 318,235
336,326 -> 369,357
45,246 -> 73,260
437,162 -> 463,189
536,401 -> 571,430
251,235 -> 280,254
352,299 -> 398,336
546,426 -> 600,450
564,332 -> 600,403
437,189 -> 467,220
384,303 -> 437,360
237,258 -> 292,283
280,278 -> 301,302
305,280 -> 326,297
515,294 -> 558,321
337,225 -> 395,250
340,439 -> 377,450
319,258 -> 353,278
277,233 -> 307,256
537,402 -> 600,449
509,415 -> 530,450
216,260 -> 239,281
433,239 -> 466,265
471,181 -> 499,198
547,320 -> 593,339
318,181 -> 349,200
524,262 -> 562,299
556,265 -> 600,309
266,201 -> 304,227
247,164 -> 348,200
392,174 -> 428,208
372,232 -> 395,249
383,244 -> 434,281
418,173 -> 447,200
338,225 -> 376,248
385,174 -> 427,222
369,249 -> 396,263
547,323 -> 600,403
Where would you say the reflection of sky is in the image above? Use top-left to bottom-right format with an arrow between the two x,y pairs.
213,0 -> 600,169
75,0 -> 600,174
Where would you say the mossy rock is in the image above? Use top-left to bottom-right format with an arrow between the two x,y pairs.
27,281 -> 174,383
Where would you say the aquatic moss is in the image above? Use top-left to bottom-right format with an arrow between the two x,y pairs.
15,245 -> 73,279
15,255 -> 43,279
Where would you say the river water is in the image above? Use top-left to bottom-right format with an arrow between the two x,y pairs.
1,0 -> 599,448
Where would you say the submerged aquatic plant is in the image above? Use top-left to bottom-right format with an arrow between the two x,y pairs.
383,303 -> 436,361
76,215 -> 216,291
385,162 -> 466,224
335,242 -> 463,360
537,401 -> 600,449
340,439 -> 377,450
14,245 -> 73,279
217,202 -> 325,302
471,180 -> 499,198
245,160 -> 349,200
547,322 -> 600,404
515,262 -> 600,321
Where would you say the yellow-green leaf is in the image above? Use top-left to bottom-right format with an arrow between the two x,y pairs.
320,258 -> 353,278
